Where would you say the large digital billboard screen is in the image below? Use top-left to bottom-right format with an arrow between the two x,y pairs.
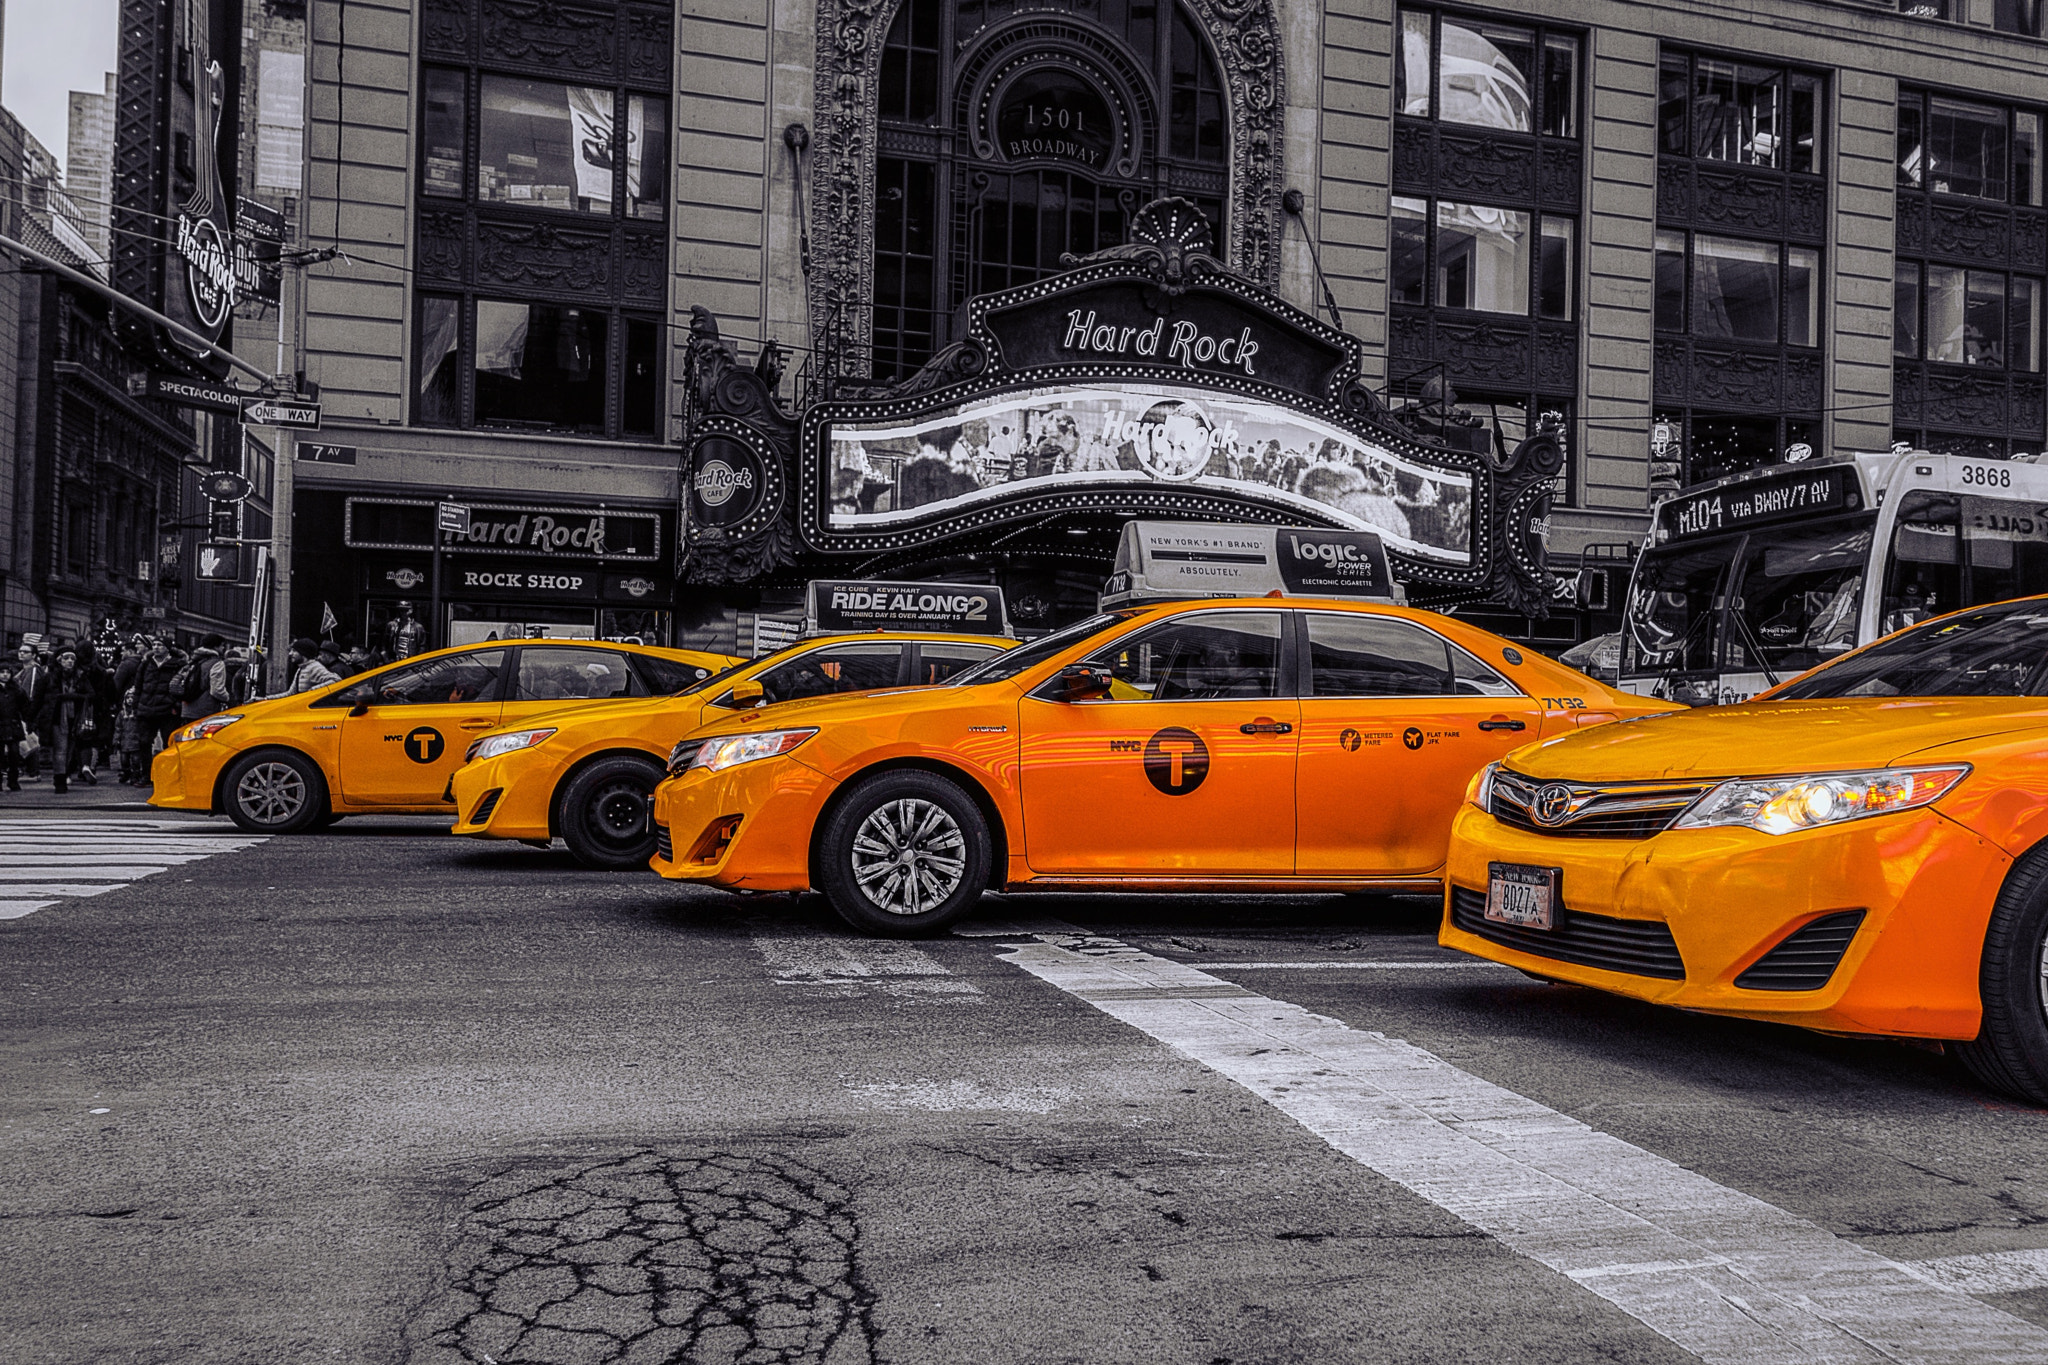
824,384 -> 1476,565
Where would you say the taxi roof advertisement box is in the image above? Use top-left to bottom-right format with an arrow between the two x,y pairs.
1100,522 -> 1399,609
807,580 -> 1011,636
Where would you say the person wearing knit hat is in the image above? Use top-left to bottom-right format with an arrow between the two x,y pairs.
289,637 -> 341,694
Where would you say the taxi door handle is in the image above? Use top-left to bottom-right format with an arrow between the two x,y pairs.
1478,718 -> 1527,732
1240,720 -> 1293,734
458,719 -> 495,730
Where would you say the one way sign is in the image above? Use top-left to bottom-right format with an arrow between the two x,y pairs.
240,396 -> 323,429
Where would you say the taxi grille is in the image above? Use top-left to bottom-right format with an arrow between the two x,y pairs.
468,789 -> 502,826
653,822 -> 673,863
1489,770 -> 1713,840
1451,887 -> 1686,980
1733,911 -> 1866,991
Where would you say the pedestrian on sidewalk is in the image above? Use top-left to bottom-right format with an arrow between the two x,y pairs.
39,644 -> 95,795
114,686 -> 143,784
288,638 -> 340,694
13,642 -> 47,782
133,637 -> 181,762
178,636 -> 229,723
0,663 -> 26,791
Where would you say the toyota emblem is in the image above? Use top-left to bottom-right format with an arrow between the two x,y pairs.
1531,784 -> 1575,826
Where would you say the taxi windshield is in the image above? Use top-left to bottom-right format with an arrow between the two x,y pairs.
673,655 -> 764,697
1773,599 -> 2048,698
947,612 -> 1136,686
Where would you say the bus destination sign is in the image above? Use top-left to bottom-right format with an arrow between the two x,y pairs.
1664,465 -> 1852,541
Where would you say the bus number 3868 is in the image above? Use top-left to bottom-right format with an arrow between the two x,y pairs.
1962,464 -> 2014,487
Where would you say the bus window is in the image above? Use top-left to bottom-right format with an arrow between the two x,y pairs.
1881,491 -> 1960,635
1624,540 -> 1740,674
1726,525 -> 1869,675
1963,493 -> 2048,608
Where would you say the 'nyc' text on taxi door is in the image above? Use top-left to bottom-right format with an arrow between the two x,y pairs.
336,650 -> 508,804
1019,611 -> 1299,874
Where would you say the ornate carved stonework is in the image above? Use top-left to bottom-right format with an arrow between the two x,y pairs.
1534,324 -> 1577,393
807,0 -> 1284,371
679,309 -> 802,585
1896,197 -> 1928,256
1538,143 -> 1581,210
622,4 -> 673,85
1656,160 -> 1691,222
1689,347 -> 1782,408
422,0 -> 470,56
1652,339 -> 1688,403
416,211 -> 467,284
1929,201 -> 2010,261
475,218 -> 613,293
1922,366 -> 2008,430
1392,120 -> 1432,189
2014,373 -> 2046,433
1784,352 -> 1823,411
621,229 -> 667,304
480,0 -> 615,76
1694,167 -> 1784,237
1437,131 -> 1535,202
2016,211 -> 2048,268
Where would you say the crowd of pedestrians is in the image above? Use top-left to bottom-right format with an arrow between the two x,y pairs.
0,633 -> 264,794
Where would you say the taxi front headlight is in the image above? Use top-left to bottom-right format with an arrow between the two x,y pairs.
1466,761 -> 1500,810
470,728 -> 557,761
176,714 -> 242,743
1672,764 -> 1970,836
689,728 -> 817,773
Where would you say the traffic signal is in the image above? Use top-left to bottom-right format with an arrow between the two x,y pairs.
210,500 -> 238,540
195,544 -> 242,581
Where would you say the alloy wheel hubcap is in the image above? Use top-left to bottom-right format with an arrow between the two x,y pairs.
239,762 -> 306,824
594,784 -> 649,841
849,797 -> 965,917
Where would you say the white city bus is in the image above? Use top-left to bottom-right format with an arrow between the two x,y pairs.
1620,450 -> 2048,704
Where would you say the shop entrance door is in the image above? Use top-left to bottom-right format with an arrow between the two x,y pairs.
337,649 -> 509,805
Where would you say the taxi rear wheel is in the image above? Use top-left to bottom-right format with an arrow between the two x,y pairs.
816,771 -> 990,936
1955,849 -> 2048,1105
222,750 -> 327,834
558,755 -> 665,869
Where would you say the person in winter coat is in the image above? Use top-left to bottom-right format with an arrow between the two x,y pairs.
38,645 -> 95,794
178,636 -> 230,722
288,638 -> 341,694
132,637 -> 182,760
12,642 -> 47,781
0,663 -> 26,791
115,686 -> 142,784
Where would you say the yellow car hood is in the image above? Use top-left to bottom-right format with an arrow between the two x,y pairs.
1508,696 -> 2048,782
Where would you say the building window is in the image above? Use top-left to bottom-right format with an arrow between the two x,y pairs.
1898,0 -> 2041,37
1656,230 -> 1817,346
1898,92 -> 2041,205
1654,409 -> 1819,487
413,294 -> 661,440
866,0 -> 1233,382
1392,197 -> 1574,319
1658,53 -> 1819,172
1894,263 -> 2042,370
1397,9 -> 1578,138
422,68 -> 466,199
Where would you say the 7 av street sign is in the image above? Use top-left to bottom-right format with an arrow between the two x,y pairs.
240,396 -> 323,429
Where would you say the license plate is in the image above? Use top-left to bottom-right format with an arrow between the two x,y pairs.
1486,862 -> 1561,930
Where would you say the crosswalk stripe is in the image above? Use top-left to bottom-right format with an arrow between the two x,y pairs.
0,815 -> 267,920
1903,1249 -> 2048,1296
998,932 -> 2048,1365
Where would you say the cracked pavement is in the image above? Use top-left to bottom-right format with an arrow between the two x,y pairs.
2,822 -> 2047,1363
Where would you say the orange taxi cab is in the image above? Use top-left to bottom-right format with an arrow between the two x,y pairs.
149,639 -> 737,833
646,598 -> 1669,933
1440,595 -> 2048,1102
448,632 -> 1017,868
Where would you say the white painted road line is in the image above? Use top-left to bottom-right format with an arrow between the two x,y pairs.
0,816 -> 267,920
1904,1248 -> 2048,1296
1000,933 -> 2048,1365
1194,960 -> 1510,970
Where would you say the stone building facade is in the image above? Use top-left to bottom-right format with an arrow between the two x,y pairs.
294,0 -> 2048,647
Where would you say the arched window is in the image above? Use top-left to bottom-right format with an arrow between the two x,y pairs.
868,0 -> 1231,381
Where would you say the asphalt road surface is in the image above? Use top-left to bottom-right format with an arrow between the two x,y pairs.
6,813 -> 2048,1365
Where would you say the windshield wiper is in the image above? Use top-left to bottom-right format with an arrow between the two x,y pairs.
1728,606 -> 1782,690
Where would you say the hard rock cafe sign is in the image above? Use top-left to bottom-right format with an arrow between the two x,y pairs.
170,58 -> 238,347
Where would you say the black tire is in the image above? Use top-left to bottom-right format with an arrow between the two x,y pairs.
1955,848 -> 2048,1104
221,749 -> 328,834
557,755 -> 666,869
815,770 -> 991,936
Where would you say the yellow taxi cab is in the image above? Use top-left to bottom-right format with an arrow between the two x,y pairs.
149,639 -> 739,834
1439,595 -> 2048,1102
448,632 -> 1018,868
645,597 -> 1670,933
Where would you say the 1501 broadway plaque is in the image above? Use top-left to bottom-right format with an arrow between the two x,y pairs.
826,383 -> 1475,565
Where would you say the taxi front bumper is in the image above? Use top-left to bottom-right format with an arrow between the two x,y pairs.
1440,802 -> 2011,1040
449,747 -> 555,839
648,757 -> 835,891
148,738 -> 227,812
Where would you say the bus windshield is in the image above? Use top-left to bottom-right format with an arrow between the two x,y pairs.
1625,517 -> 1873,681
1775,598 -> 2048,698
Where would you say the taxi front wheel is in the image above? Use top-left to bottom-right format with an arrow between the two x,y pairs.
1955,848 -> 2048,1105
816,771 -> 991,936
222,749 -> 328,834
559,755 -> 666,870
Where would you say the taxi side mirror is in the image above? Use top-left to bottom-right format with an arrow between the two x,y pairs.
348,697 -> 372,717
1054,665 -> 1113,703
728,679 -> 766,708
